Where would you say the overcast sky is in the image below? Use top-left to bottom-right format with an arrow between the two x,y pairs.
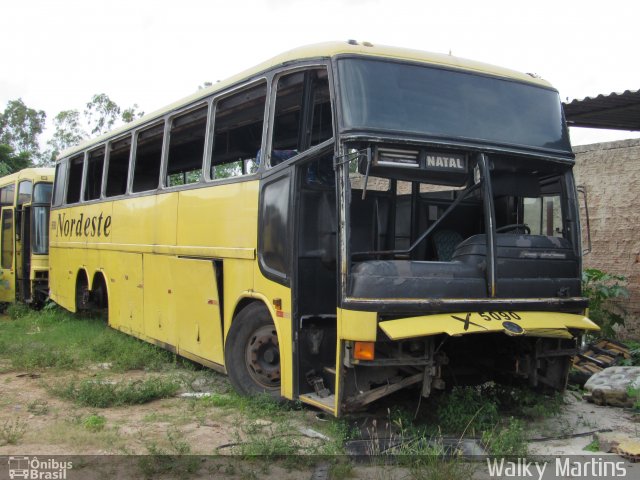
1,0 -> 638,146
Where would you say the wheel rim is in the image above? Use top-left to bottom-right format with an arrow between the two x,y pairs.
245,324 -> 281,389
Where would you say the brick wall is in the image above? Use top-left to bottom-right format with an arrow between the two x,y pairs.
573,139 -> 640,336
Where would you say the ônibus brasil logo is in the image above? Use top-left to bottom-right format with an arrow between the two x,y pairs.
7,457 -> 72,479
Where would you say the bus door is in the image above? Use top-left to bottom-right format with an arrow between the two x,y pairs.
0,207 -> 16,302
17,205 -> 31,302
291,146 -> 339,413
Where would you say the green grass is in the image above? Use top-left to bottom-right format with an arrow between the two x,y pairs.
82,413 -> 107,432
584,439 -> 600,452
191,391 -> 300,420
481,417 -> 528,456
49,376 -> 180,407
0,305 -> 177,372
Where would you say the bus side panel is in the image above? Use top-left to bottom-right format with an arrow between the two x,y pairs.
142,254 -> 175,345
252,267 -> 294,400
176,182 -> 258,249
48,246 -> 75,311
173,257 -> 224,365
106,251 -> 144,335
112,194 -> 178,247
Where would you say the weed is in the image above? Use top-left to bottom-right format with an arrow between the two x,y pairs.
83,414 -> 107,432
627,386 -> 640,410
50,376 -> 180,407
27,399 -> 49,415
138,429 -> 199,478
582,268 -> 629,337
435,386 -> 499,435
6,302 -> 30,320
481,418 -> 528,456
0,417 -> 27,446
584,439 -> 600,452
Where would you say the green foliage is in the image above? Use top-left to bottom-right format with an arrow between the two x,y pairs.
627,386 -> 640,410
582,268 -> 629,337
584,439 -> 600,452
481,418 -> 528,456
435,386 -> 500,435
84,93 -> 143,136
121,104 -> 144,123
50,376 -> 179,408
45,109 -> 86,164
0,144 -> 31,175
0,305 -> 177,372
82,414 -> 106,432
0,98 -> 46,157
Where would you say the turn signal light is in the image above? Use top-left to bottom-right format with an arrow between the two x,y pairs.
353,341 -> 375,360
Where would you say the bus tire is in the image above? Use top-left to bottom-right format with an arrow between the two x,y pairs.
225,303 -> 281,398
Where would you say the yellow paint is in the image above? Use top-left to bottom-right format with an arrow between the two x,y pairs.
337,308 -> 378,341
173,257 -> 224,365
379,311 -> 599,340
0,168 -> 54,303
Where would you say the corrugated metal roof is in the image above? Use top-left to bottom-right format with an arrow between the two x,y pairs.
563,89 -> 640,131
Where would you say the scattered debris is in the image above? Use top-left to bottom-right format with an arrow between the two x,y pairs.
572,338 -> 631,385
595,431 -> 640,462
298,427 -> 330,441
89,362 -> 113,371
584,366 -> 640,407
178,392 -> 213,398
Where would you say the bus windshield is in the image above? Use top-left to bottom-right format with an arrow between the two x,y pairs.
338,58 -> 571,154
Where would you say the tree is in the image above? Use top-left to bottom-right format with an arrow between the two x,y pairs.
0,144 -> 31,175
0,98 -> 46,160
44,110 -> 86,166
121,103 -> 144,123
84,93 -> 121,136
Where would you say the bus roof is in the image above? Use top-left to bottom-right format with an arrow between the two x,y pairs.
57,41 -> 555,161
0,167 -> 55,186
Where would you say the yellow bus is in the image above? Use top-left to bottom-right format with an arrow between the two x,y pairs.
0,168 -> 54,306
49,41 -> 598,415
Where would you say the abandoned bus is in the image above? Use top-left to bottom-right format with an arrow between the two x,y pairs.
49,42 -> 598,416
0,168 -> 54,306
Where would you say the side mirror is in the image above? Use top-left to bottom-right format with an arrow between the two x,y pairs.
577,185 -> 591,255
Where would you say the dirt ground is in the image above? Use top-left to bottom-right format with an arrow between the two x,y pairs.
2,368 -> 640,479
2,304 -> 640,479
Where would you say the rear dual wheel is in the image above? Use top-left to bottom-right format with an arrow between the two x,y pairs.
225,303 -> 281,398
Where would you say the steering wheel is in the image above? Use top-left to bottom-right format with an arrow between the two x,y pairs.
496,223 -> 531,234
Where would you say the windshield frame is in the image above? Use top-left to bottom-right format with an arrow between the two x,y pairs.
334,56 -> 573,159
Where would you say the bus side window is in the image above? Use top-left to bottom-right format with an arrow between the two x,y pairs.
210,81 -> 266,179
0,184 -> 15,207
1,209 -> 13,269
85,147 -> 105,201
270,67 -> 332,167
17,180 -> 32,206
133,122 -> 164,193
166,105 -> 207,187
105,136 -> 132,197
66,154 -> 84,204
52,161 -> 68,207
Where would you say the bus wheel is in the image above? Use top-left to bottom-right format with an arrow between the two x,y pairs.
225,303 -> 281,398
